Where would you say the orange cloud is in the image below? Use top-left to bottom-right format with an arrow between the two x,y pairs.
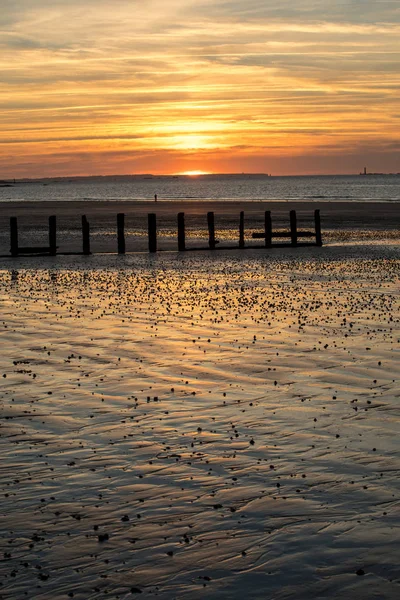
0,1 -> 399,176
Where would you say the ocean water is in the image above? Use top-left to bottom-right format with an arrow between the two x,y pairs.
1,174 -> 399,203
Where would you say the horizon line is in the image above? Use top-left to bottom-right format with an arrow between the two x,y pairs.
3,171 -> 399,182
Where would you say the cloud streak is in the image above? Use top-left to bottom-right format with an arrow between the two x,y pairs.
0,0 -> 399,175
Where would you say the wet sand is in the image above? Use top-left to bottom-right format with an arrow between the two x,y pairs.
0,200 -> 399,254
0,246 -> 399,599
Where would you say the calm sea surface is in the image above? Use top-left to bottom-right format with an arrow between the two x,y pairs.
0,174 -> 399,203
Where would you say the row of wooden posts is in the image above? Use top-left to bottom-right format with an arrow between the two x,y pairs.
9,209 -> 322,256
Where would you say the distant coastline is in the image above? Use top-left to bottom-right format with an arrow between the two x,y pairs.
1,172 -> 400,185
1,173 -> 399,204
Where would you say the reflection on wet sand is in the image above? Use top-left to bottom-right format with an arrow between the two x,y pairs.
0,248 -> 399,599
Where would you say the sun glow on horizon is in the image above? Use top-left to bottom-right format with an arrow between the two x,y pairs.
179,170 -> 211,176
0,1 -> 399,177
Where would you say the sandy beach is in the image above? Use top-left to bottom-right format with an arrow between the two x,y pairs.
0,243 -> 399,599
2,0 -> 400,594
0,200 -> 399,255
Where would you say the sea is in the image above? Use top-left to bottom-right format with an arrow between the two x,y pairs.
1,174 -> 399,203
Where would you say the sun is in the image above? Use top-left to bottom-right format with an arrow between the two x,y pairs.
179,170 -> 210,176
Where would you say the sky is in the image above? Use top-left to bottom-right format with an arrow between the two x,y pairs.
1,0 -> 399,177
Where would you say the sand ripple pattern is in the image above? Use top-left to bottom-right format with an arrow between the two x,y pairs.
0,251 -> 399,599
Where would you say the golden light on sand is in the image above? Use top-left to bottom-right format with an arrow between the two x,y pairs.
1,253 -> 399,598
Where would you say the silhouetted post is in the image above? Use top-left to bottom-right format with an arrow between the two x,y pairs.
117,213 -> 125,254
239,211 -> 245,248
177,212 -> 185,251
264,211 -> 272,247
290,210 -> 297,246
207,211 -> 215,249
314,209 -> 322,246
148,213 -> 157,253
82,215 -> 91,255
49,215 -> 57,256
10,217 -> 18,257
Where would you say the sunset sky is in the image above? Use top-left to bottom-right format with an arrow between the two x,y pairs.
1,0 -> 399,177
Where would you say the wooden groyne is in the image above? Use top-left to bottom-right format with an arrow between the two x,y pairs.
7,209 -> 322,256
251,209 -> 322,248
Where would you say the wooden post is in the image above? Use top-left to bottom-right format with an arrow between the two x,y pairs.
239,211 -> 245,248
264,211 -> 272,247
49,215 -> 57,256
10,217 -> 18,257
177,212 -> 185,251
82,215 -> 91,255
148,213 -> 157,253
117,213 -> 125,254
314,209 -> 322,246
207,211 -> 215,250
290,210 -> 297,246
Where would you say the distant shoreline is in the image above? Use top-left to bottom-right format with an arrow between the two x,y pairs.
1,172 -> 400,184
0,198 -> 399,204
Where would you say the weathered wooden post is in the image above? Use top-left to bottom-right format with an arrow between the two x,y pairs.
290,210 -> 297,246
49,215 -> 57,256
314,209 -> 322,246
117,213 -> 125,254
264,211 -> 272,247
207,211 -> 215,250
239,211 -> 245,248
148,213 -> 157,253
177,212 -> 185,251
10,217 -> 18,257
82,215 -> 91,255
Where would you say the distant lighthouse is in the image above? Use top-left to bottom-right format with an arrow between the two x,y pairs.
364,167 -> 367,175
